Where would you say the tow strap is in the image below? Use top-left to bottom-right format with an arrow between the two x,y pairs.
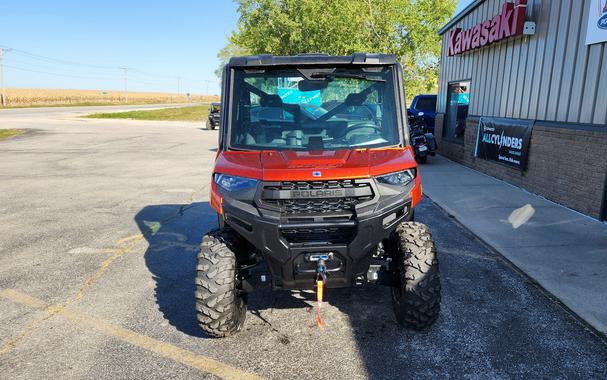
315,260 -> 327,328
316,277 -> 324,328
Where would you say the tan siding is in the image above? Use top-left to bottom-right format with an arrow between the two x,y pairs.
593,47 -> 607,125
567,0 -> 591,123
556,1 -> 584,121
545,0 -> 571,119
580,44 -> 604,124
536,0 -> 561,120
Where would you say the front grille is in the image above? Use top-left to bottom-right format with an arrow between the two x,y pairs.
282,198 -> 359,214
262,179 -> 373,215
281,226 -> 356,244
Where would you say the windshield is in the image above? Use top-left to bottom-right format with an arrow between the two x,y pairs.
229,67 -> 401,151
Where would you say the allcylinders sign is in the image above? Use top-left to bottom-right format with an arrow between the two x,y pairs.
474,117 -> 533,170
447,1 -> 527,56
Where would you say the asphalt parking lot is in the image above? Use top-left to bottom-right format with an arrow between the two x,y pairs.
1,106 -> 606,379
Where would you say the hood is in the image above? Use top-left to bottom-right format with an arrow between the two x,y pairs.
215,148 -> 416,181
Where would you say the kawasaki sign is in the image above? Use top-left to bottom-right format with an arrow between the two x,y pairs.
474,117 -> 533,170
448,1 -> 527,56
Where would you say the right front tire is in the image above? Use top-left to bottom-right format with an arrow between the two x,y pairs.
206,118 -> 215,130
195,228 -> 247,338
390,222 -> 441,329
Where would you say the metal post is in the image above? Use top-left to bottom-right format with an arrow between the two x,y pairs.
0,48 -> 6,107
120,67 -> 129,103
177,77 -> 181,96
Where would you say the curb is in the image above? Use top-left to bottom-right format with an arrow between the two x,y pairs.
424,194 -> 607,345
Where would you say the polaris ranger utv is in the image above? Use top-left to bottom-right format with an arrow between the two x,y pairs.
197,53 -> 440,337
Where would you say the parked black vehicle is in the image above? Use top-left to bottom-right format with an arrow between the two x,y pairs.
408,94 -> 437,133
207,102 -> 221,130
408,114 -> 437,164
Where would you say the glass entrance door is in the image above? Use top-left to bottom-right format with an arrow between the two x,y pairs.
443,81 -> 470,141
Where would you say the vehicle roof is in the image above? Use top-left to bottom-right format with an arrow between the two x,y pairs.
228,53 -> 397,68
211,102 -> 221,106
414,94 -> 437,98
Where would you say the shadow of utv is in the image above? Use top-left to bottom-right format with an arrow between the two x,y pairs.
135,201 -> 439,339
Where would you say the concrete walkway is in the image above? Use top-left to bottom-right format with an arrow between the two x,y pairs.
420,155 -> 607,334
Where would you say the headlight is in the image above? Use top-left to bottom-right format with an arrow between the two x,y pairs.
376,169 -> 416,186
214,173 -> 258,191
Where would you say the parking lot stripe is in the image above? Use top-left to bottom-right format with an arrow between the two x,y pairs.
0,289 -> 265,380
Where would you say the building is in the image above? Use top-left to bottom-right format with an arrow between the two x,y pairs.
435,0 -> 607,220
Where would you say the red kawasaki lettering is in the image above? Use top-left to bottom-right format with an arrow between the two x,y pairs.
471,24 -> 481,49
461,28 -> 473,51
512,0 -> 527,36
447,1 -> 526,56
489,15 -> 500,43
448,28 -> 460,56
480,20 -> 491,46
499,2 -> 514,39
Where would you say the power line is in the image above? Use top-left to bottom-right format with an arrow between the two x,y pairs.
0,45 -> 219,95
5,64 -> 192,87
4,65 -> 120,80
0,46 -> 118,70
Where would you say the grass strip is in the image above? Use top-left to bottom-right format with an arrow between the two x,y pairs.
87,105 -> 209,122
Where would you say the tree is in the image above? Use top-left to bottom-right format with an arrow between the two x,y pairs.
220,0 -> 456,100
215,36 -> 251,79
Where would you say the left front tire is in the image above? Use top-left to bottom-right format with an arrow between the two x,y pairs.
195,228 -> 247,338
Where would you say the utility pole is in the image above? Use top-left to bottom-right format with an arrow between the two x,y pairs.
177,77 -> 181,96
120,67 -> 129,103
0,48 -> 12,107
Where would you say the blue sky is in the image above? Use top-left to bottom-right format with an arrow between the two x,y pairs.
1,0 -> 470,95
455,0 -> 475,15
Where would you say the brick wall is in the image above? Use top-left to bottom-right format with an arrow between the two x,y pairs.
434,113 -> 607,219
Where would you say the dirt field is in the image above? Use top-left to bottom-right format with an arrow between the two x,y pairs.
1,88 -> 218,107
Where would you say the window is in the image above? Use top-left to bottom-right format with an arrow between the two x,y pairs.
228,67 -> 401,151
443,81 -> 470,141
415,96 -> 437,112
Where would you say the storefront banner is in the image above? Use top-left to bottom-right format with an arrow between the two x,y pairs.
474,117 -> 533,170
586,0 -> 607,45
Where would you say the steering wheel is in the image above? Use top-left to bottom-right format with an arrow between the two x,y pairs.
345,122 -> 383,136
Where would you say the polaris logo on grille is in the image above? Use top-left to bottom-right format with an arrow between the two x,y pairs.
291,189 -> 343,198
312,171 -> 322,177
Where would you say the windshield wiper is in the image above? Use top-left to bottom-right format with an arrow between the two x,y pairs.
310,73 -> 386,82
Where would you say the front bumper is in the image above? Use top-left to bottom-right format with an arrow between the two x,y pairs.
217,178 -> 415,289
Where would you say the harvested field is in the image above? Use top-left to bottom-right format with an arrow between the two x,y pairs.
1,88 -> 218,108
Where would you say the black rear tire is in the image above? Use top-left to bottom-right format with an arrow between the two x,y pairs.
390,222 -> 441,329
195,228 -> 246,338
416,155 -> 428,164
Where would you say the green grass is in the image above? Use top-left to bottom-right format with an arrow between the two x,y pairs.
0,129 -> 24,141
86,105 -> 210,122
